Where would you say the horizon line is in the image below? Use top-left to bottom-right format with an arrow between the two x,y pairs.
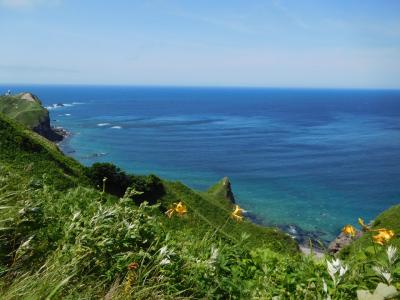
1,82 -> 400,91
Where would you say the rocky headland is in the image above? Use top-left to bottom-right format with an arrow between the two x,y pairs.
0,92 -> 67,142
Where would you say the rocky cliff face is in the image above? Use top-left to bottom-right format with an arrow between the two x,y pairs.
0,92 -> 66,142
221,177 -> 236,203
32,113 -> 65,142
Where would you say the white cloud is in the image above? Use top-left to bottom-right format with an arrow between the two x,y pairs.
0,0 -> 60,9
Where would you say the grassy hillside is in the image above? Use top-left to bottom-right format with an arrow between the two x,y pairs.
0,111 -> 399,299
0,93 -> 48,128
162,180 -> 297,252
340,205 -> 400,260
0,114 -> 88,189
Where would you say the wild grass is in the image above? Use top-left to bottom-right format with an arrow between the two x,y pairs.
0,112 -> 399,298
1,164 -> 399,299
0,95 -> 48,128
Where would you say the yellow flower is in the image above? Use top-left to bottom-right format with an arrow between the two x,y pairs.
231,205 -> 244,222
165,201 -> 187,218
358,218 -> 370,231
372,229 -> 395,245
372,234 -> 385,245
175,201 -> 187,216
342,225 -> 356,237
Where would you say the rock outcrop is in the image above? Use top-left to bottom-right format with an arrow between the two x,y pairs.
32,115 -> 66,142
207,177 -> 236,204
221,177 -> 235,203
328,231 -> 363,254
0,92 -> 66,142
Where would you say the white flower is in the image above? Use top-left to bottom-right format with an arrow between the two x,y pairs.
339,265 -> 348,277
72,211 -> 81,221
160,258 -> 171,265
159,246 -> 168,257
387,245 -> 398,265
20,236 -> 34,249
373,266 -> 392,284
327,258 -> 340,279
209,245 -> 219,264
322,278 -> 328,293
326,258 -> 348,286
15,235 -> 35,260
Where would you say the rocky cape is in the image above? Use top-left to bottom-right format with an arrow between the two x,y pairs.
0,92 -> 67,142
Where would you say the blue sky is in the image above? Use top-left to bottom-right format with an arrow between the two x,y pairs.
0,0 -> 400,88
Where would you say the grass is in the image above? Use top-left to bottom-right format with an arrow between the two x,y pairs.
0,94 -> 48,128
339,205 -> 400,260
0,114 -> 88,189
161,180 -> 299,253
0,111 -> 399,299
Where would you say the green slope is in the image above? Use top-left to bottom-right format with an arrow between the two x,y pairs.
0,93 -> 49,128
0,113 -> 88,189
0,111 -> 300,298
1,109 -> 399,299
340,204 -> 400,259
0,111 -> 297,253
161,180 -> 298,252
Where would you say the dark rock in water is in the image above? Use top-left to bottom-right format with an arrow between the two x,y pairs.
278,224 -> 329,249
328,231 -> 363,254
53,127 -> 70,139
244,211 -> 266,224
81,152 -> 109,159
244,214 -> 329,250
56,103 -> 64,107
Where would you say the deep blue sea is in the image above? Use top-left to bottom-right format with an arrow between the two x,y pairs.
3,85 -> 400,241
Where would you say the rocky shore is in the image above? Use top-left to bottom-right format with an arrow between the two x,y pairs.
33,116 -> 69,142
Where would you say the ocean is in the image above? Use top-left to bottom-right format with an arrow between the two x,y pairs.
3,85 -> 400,241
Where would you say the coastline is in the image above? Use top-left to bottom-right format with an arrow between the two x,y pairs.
56,126 -> 333,255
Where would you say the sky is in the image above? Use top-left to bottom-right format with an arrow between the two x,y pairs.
0,0 -> 400,88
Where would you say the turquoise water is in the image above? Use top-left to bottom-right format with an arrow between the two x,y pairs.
3,85 -> 400,241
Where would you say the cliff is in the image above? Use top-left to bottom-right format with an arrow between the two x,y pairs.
0,92 -> 65,141
207,176 -> 236,204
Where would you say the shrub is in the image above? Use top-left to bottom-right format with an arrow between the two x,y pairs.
130,174 -> 165,205
86,163 -> 165,203
86,162 -> 132,197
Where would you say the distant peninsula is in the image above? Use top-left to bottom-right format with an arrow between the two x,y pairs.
0,92 -> 67,142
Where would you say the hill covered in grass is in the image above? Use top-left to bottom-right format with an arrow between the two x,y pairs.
0,107 -> 399,299
0,93 -> 64,141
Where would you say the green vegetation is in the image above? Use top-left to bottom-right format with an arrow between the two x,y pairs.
86,162 -> 134,197
86,163 -> 165,204
0,114 -> 88,189
0,93 -> 48,128
0,111 -> 399,299
340,205 -> 400,260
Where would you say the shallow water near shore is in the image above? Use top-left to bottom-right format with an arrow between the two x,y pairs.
3,85 -> 400,241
